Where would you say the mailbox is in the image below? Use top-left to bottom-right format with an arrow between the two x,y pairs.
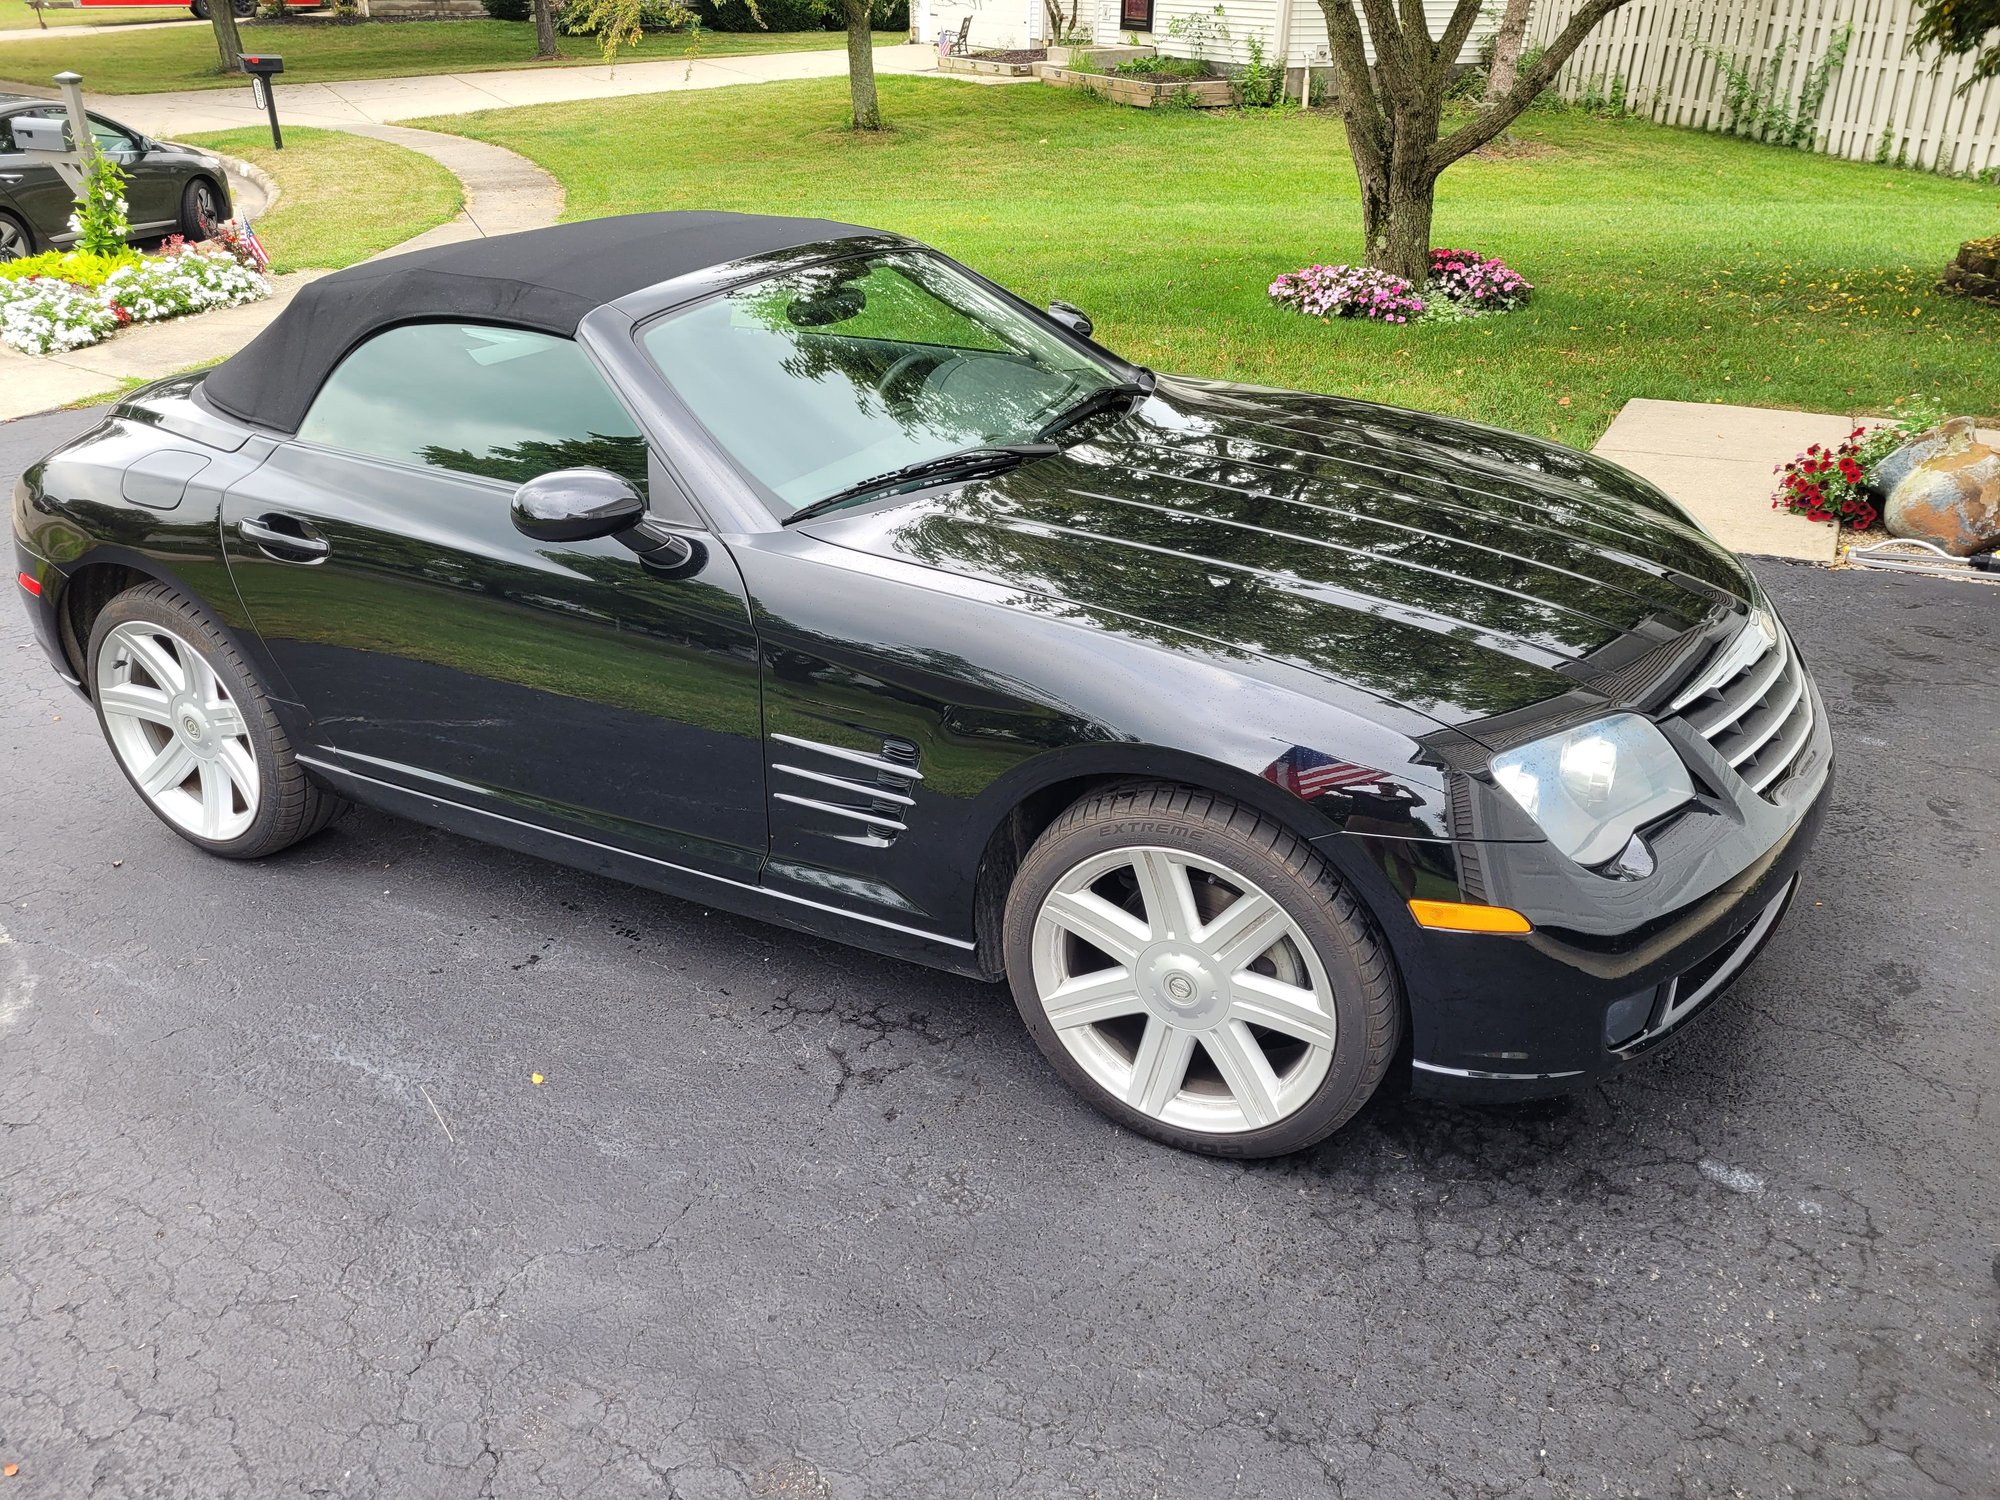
240,53 -> 285,149
10,114 -> 71,156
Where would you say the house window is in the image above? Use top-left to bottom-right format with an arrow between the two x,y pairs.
1119,0 -> 1152,30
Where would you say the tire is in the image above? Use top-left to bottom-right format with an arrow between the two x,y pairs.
1002,783 -> 1401,1158
233,0 -> 255,14
190,0 -> 209,18
88,582 -> 345,860
179,176 -> 224,241
0,210 -> 31,264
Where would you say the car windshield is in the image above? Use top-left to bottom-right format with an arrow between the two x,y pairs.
639,250 -> 1121,513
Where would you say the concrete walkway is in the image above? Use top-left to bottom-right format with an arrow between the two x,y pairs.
1595,399 -> 2000,561
64,43 -> 959,135
1593,399 -> 1850,562
0,122 -> 560,419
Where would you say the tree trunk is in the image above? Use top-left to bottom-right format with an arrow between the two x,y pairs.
1483,0 -> 1534,106
845,0 -> 883,130
209,2 -> 245,73
1359,161 -> 1437,284
531,0 -> 559,60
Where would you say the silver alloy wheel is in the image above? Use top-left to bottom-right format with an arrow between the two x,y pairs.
96,621 -> 259,843
1030,846 -> 1338,1134
0,217 -> 27,263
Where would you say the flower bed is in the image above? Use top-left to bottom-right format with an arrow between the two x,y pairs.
1770,399 -> 1945,530
0,235 -> 270,357
1268,247 -> 1535,324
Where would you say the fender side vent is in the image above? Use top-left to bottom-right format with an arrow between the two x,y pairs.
771,733 -> 922,848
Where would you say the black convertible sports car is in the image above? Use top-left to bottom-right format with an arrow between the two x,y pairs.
0,95 -> 231,260
12,213 -> 1831,1156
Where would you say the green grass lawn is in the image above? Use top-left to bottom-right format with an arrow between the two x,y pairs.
0,19 -> 903,91
186,125 -> 459,270
1,3 -> 191,29
420,77 -> 2000,448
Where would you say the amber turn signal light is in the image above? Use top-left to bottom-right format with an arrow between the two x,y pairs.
1408,899 -> 1533,935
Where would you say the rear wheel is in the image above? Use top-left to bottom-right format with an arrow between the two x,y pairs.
88,583 -> 344,859
1003,784 -> 1401,1157
0,211 -> 30,263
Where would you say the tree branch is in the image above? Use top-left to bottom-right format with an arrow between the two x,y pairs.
1435,0 -> 1487,78
1318,0 -> 1390,163
1355,0 -> 1423,108
1431,0 -> 1632,170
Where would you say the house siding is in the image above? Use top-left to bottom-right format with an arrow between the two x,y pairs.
1095,0 -> 1491,68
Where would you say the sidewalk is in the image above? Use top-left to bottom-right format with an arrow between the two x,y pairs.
70,43 -> 963,135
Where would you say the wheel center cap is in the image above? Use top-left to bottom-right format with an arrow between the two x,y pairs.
170,694 -> 217,758
1137,944 -> 1227,1029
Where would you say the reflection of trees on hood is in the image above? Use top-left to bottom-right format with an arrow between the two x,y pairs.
1134,383 -> 1748,601
888,481 -> 1579,723
419,434 -> 650,494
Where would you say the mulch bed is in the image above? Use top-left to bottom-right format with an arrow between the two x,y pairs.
965,48 -> 1048,62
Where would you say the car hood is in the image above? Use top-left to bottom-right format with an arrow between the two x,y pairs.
809,377 -> 1755,736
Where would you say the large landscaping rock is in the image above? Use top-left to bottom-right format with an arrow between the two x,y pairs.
1883,417 -> 2000,556
1940,234 -> 2000,307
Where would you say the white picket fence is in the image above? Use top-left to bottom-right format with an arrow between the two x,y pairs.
1525,0 -> 2000,177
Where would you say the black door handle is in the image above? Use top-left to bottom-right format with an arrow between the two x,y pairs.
240,514 -> 330,563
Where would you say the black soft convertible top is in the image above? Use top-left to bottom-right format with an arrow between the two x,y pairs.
203,211 -> 876,434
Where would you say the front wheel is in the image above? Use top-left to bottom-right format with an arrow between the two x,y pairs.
1003,784 -> 1402,1157
89,582 -> 345,859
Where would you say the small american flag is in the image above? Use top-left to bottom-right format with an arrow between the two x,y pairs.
1260,745 -> 1385,801
236,218 -> 270,272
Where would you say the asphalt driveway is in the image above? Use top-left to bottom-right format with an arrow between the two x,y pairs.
3,407 -> 1995,1498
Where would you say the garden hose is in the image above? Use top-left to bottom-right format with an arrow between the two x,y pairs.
1845,538 -> 2000,583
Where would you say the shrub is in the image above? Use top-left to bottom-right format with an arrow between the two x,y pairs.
1427,247 -> 1533,310
70,153 -> 130,259
1269,264 -> 1426,324
0,248 -> 142,289
480,0 -> 531,19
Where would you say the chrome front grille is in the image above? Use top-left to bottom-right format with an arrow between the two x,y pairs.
1669,614 -> 1814,799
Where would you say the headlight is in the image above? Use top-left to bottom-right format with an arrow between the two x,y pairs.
1490,713 -> 1694,866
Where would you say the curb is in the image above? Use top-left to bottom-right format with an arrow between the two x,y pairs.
200,150 -> 283,221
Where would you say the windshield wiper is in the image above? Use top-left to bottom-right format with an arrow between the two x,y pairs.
1036,369 -> 1157,442
784,442 -> 1060,526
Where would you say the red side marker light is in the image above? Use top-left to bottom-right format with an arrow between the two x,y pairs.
16,571 -> 40,597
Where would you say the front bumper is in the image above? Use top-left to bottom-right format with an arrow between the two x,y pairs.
1324,649 -> 1835,1103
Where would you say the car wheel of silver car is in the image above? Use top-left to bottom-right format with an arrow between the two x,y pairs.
0,212 -> 30,264
89,582 -> 345,860
1003,783 -> 1402,1158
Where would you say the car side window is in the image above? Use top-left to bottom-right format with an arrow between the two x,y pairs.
296,322 -> 649,494
0,117 -> 15,153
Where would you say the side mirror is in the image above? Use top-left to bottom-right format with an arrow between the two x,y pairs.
510,468 -> 645,543
1046,300 -> 1094,338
